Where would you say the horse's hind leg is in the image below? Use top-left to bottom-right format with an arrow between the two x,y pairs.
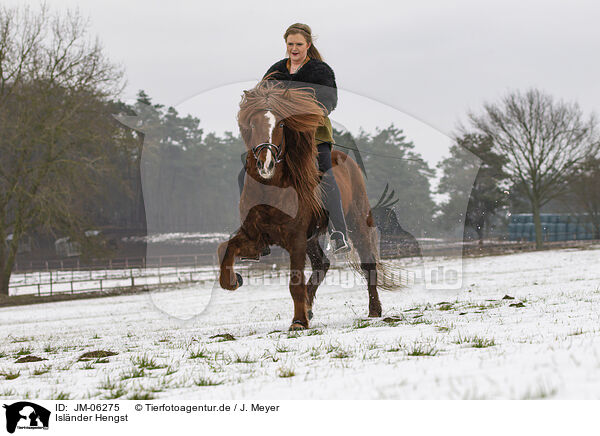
348,213 -> 382,317
306,237 -> 330,320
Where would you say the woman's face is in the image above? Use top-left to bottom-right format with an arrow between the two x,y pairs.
286,33 -> 310,63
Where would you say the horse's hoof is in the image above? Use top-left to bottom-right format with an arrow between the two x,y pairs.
308,309 -> 313,320
368,309 -> 382,318
235,273 -> 243,288
289,321 -> 307,331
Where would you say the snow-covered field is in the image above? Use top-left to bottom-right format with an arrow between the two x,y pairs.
1,246 -> 599,399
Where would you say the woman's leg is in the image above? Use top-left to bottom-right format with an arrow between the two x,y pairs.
237,151 -> 248,196
317,142 -> 350,254
237,166 -> 245,196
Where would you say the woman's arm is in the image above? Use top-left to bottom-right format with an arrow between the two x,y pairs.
299,61 -> 337,114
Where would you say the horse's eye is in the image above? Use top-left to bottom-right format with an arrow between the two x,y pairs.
279,122 -> 284,128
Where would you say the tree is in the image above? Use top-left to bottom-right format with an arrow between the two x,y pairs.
564,157 -> 600,239
468,89 -> 599,249
437,134 -> 509,244
0,4 -> 126,295
335,125 -> 436,237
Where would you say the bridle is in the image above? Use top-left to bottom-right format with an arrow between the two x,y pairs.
251,142 -> 284,164
248,109 -> 286,166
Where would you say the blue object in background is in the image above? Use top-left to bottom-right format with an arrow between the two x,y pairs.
508,213 -> 596,241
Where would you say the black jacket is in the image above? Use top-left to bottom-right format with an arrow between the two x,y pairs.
263,58 -> 338,114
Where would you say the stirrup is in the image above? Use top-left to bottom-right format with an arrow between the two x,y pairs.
330,231 -> 351,254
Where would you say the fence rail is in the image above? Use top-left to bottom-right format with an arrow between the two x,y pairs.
9,263 -> 227,297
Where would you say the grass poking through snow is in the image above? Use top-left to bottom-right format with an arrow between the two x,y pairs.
277,367 -> 295,378
406,344 -> 438,357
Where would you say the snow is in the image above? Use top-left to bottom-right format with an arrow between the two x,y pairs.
1,245 -> 600,399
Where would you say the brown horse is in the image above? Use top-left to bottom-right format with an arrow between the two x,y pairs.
217,80 -> 384,330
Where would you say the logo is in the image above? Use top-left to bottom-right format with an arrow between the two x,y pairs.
3,402 -> 50,434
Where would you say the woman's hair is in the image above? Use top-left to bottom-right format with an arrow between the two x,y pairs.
284,23 -> 323,61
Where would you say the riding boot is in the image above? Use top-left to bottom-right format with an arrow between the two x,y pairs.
317,142 -> 351,254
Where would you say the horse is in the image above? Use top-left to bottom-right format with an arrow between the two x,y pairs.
217,80 -> 387,330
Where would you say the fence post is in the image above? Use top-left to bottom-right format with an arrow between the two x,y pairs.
100,279 -> 103,292
49,271 -> 52,296
131,268 -> 134,288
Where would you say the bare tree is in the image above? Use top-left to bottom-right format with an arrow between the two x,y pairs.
468,89 -> 599,249
0,4 -> 126,295
564,157 -> 600,239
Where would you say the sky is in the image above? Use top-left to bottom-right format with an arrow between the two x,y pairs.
9,0 -> 600,170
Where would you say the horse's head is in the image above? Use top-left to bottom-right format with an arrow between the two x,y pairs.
238,80 -> 325,181
243,109 -> 286,180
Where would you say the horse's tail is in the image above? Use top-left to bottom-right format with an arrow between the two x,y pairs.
347,208 -> 409,291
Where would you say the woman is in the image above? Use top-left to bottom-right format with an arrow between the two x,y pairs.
238,23 -> 350,255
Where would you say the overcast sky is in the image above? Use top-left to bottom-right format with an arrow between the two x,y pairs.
12,0 -> 600,168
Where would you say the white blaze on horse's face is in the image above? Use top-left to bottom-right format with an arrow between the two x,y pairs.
266,111 -> 276,142
255,111 -> 279,180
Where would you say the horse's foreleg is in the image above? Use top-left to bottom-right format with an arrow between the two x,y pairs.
217,233 -> 253,291
306,237 -> 330,320
289,240 -> 309,330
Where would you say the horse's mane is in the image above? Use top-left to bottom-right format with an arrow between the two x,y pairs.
238,79 -> 325,219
